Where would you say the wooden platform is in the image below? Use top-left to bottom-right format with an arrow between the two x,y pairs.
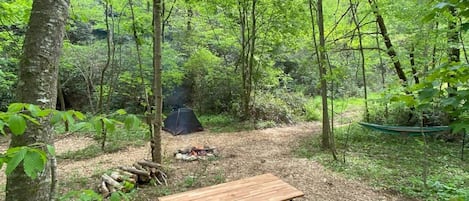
157,173 -> 304,201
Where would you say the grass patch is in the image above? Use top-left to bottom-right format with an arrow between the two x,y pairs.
296,124 -> 469,200
58,127 -> 149,160
198,114 -> 254,132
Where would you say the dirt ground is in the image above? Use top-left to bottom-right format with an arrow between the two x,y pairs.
0,121 -> 415,201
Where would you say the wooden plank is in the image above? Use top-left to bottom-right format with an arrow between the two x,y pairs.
157,173 -> 304,201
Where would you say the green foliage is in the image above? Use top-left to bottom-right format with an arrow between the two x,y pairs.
183,48 -> 240,113
2,146 -> 48,179
0,103 -> 88,180
183,176 -> 197,188
59,189 -> 103,201
251,91 -> 296,124
0,103 -> 141,183
0,67 -> 17,110
198,114 -> 253,133
303,98 -> 321,121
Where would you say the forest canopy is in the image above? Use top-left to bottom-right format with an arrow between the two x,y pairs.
0,0 -> 467,127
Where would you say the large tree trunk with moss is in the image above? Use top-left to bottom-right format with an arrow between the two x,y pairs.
5,0 -> 69,200
151,0 -> 163,164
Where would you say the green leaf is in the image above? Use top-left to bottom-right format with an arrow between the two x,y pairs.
418,88 -> 438,102
92,118 -> 103,133
8,114 -> 27,135
50,112 -> 63,125
26,104 -> 41,116
422,13 -> 436,22
124,115 -> 140,130
47,145 -> 56,156
110,192 -> 125,201
0,121 -> 5,135
7,103 -> 24,113
71,122 -> 92,132
115,109 -> 127,115
6,147 -> 27,175
451,122 -> 469,134
73,111 -> 86,120
36,109 -> 52,117
103,118 -> 116,133
462,22 -> 469,32
20,114 -> 39,125
0,157 -> 5,170
64,111 -> 75,125
23,150 -> 46,179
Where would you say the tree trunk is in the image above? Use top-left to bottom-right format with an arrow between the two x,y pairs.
410,45 -> 419,84
151,0 -> 163,164
310,0 -> 336,159
238,0 -> 256,120
239,0 -> 249,119
248,0 -> 256,118
98,1 -> 114,114
447,6 -> 460,64
368,0 -> 407,84
57,77 -> 68,131
6,0 -> 69,200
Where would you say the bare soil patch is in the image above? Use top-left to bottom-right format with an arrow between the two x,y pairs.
0,121 -> 413,200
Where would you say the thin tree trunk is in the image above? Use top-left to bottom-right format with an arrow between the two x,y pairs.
448,6 -> 460,64
375,21 -> 388,118
6,0 -> 69,200
105,9 -> 117,114
238,0 -> 250,119
459,18 -> 469,63
350,1 -> 369,122
129,0 -> 151,132
410,45 -> 419,84
247,0 -> 257,119
310,0 -> 337,160
447,6 -> 460,123
152,0 -> 163,164
98,1 -> 114,114
431,22 -> 439,70
57,77 -> 69,131
368,0 -> 407,84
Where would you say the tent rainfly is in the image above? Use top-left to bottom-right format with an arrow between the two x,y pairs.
163,108 -> 203,135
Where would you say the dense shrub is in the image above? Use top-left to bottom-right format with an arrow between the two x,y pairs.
251,92 -> 294,124
303,99 -> 321,121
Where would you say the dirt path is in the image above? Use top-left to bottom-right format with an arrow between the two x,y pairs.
49,121 -> 410,201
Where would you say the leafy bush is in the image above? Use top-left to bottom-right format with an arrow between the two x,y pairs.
184,48 -> 241,114
303,98 -> 321,121
251,92 -> 293,124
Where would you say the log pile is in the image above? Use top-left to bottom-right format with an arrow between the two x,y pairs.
97,160 -> 168,197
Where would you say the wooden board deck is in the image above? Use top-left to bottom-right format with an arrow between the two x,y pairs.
157,173 -> 304,201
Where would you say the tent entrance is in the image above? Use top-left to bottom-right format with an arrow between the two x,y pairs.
163,108 -> 203,135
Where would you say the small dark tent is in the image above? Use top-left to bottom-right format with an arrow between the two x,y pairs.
163,108 -> 203,135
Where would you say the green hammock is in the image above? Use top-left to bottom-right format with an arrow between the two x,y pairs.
358,122 -> 451,136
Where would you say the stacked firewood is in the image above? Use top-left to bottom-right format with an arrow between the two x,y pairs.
97,160 -> 168,197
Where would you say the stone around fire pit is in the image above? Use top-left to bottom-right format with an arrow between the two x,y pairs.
174,146 -> 218,161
